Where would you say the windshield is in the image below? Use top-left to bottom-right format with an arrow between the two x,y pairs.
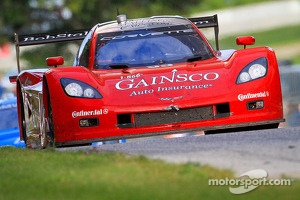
94,24 -> 213,69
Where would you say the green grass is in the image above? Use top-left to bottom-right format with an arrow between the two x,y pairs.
190,0 -> 273,14
208,23 -> 300,64
218,24 -> 300,49
291,55 -> 300,65
0,147 -> 299,200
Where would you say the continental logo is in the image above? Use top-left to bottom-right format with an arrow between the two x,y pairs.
238,91 -> 269,101
72,109 -> 108,118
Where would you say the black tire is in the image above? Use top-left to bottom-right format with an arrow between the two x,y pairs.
44,88 -> 55,148
41,83 -> 55,148
18,90 -> 27,146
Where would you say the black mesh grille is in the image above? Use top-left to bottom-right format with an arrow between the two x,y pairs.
134,106 -> 214,127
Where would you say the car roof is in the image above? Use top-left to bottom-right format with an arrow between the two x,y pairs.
94,15 -> 192,34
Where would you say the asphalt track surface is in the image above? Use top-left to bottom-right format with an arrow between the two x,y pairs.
65,126 -> 300,178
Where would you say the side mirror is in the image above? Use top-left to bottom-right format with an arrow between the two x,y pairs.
46,56 -> 64,67
9,75 -> 17,83
236,36 -> 255,49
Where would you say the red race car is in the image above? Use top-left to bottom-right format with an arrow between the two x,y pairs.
10,14 -> 284,148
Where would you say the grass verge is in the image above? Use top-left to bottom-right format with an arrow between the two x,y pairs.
215,23 -> 300,64
0,147 -> 299,200
218,23 -> 300,48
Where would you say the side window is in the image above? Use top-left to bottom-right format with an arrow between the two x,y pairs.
74,25 -> 97,67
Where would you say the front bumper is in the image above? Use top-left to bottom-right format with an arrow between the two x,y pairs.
55,119 -> 284,147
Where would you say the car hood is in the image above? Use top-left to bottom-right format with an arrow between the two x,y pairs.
92,60 -> 230,109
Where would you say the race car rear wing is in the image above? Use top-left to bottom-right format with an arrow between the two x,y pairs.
14,29 -> 89,73
188,14 -> 219,51
14,14 -> 219,73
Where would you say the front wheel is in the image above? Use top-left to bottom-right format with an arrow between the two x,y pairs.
19,90 -> 28,146
40,117 -> 54,148
40,83 -> 55,148
46,100 -> 55,147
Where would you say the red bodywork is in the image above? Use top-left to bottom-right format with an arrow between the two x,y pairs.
12,15 -> 284,148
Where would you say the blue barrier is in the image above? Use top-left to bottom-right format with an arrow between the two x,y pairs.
0,128 -> 25,148
0,97 -> 25,148
0,97 -> 18,130
0,97 -> 124,148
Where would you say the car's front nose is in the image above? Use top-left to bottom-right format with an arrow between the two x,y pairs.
49,53 -> 283,146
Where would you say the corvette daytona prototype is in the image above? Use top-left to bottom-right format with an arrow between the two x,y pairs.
10,14 -> 284,148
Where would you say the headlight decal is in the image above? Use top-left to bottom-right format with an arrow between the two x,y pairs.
65,82 -> 83,97
60,78 -> 103,98
236,57 -> 268,84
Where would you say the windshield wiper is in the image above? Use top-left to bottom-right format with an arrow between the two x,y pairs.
186,55 -> 203,62
109,64 -> 130,69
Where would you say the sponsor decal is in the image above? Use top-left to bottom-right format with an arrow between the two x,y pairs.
0,103 -> 17,110
115,69 -> 219,97
238,91 -> 269,101
116,69 -> 219,90
72,108 -> 108,118
22,31 -> 89,43
159,96 -> 183,101
120,73 -> 143,80
193,20 -> 210,26
100,29 -> 193,41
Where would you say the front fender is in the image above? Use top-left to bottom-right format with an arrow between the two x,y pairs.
43,66 -> 99,138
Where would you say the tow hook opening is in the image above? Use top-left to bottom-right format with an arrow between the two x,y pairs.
247,100 -> 264,110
